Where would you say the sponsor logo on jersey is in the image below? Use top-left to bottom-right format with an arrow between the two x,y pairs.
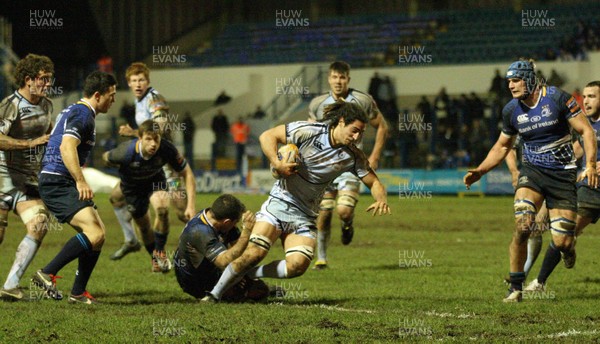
517,114 -> 529,124
530,115 -> 541,122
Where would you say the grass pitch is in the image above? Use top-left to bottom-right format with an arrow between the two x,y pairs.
1,193 -> 600,343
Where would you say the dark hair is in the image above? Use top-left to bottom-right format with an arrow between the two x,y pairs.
83,71 -> 117,98
320,100 -> 368,127
585,81 -> 600,89
138,120 -> 161,138
14,54 -> 54,88
329,61 -> 350,76
212,194 -> 246,221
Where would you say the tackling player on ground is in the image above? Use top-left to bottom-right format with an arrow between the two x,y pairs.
308,61 -> 388,269
202,101 -> 390,302
0,54 -> 53,300
463,59 -> 597,302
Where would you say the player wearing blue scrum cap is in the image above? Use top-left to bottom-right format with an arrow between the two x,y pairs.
463,58 -> 598,302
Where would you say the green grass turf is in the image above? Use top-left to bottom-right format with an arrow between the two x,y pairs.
1,193 -> 600,342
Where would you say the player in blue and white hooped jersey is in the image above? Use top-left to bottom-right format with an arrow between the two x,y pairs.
524,80 -> 600,292
202,101 -> 390,302
0,54 -> 54,301
308,61 -> 389,269
32,71 -> 117,304
464,59 -> 598,302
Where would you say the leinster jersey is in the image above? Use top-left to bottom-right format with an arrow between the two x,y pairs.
502,86 -> 581,169
134,87 -> 168,128
41,100 -> 96,177
308,89 -> 379,149
107,138 -> 186,185
0,91 -> 52,186
270,121 -> 371,217
176,209 -> 240,272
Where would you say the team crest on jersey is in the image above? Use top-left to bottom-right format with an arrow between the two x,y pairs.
517,114 -> 529,124
541,105 -> 552,117
518,176 -> 529,185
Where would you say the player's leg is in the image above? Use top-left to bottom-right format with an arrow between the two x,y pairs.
1,200 -> 48,299
314,188 -> 336,269
109,182 -> 140,260
524,202 -> 548,277
150,190 -> 171,272
0,208 -> 6,245
205,220 -> 279,301
505,186 -> 543,302
167,174 -> 188,223
336,174 -> 361,246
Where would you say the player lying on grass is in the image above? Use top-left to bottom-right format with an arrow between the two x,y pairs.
202,101 -> 390,302
102,119 -> 196,273
174,194 -> 270,302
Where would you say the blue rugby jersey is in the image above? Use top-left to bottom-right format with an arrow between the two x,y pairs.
502,86 -> 581,169
41,100 -> 96,177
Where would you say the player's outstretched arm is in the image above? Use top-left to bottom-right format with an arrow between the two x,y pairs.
570,114 -> 598,187
180,164 -> 197,221
361,171 -> 391,216
368,111 -> 389,170
60,136 -> 93,200
0,133 -> 49,150
505,148 -> 519,189
463,133 -> 515,189
118,124 -> 136,137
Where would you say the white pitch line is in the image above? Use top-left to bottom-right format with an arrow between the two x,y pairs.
425,310 -> 476,318
271,302 -> 376,314
541,328 -> 600,339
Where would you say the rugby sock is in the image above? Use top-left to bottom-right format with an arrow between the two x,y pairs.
317,228 -> 331,261
71,250 -> 100,296
537,241 -> 561,284
114,206 -> 137,245
246,260 -> 288,279
3,235 -> 40,290
145,243 -> 155,256
524,235 -> 543,277
209,264 -> 244,299
154,231 -> 168,252
43,233 -> 92,275
509,272 -> 526,291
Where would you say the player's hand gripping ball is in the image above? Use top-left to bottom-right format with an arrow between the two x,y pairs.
271,143 -> 300,179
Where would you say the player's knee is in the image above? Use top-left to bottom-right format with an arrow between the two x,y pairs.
248,234 -> 271,259
285,245 -> 314,277
0,212 -> 8,245
319,197 -> 335,212
337,193 -> 358,209
550,217 -> 576,250
514,199 -> 536,233
21,206 -> 49,240
86,231 -> 105,249
109,196 -> 125,207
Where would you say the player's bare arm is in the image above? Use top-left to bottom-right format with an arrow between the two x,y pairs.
464,134 -> 515,189
505,148 -> 519,188
60,136 -> 93,200
259,125 -> 297,177
0,133 -> 49,150
179,164 -> 197,220
360,171 -> 390,216
570,114 -> 599,187
367,110 -> 389,170
212,210 -> 254,270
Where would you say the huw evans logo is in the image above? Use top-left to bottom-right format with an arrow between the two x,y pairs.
275,10 -> 309,28
29,10 -> 63,29
522,10 -> 555,29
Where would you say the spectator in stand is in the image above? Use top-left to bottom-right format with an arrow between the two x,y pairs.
211,109 -> 229,170
469,92 -> 485,127
547,69 -> 565,88
368,72 -> 383,104
230,116 -> 250,173
253,105 -> 266,119
214,90 -> 232,106
182,112 -> 196,170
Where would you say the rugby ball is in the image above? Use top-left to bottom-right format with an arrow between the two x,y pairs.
270,143 -> 300,179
